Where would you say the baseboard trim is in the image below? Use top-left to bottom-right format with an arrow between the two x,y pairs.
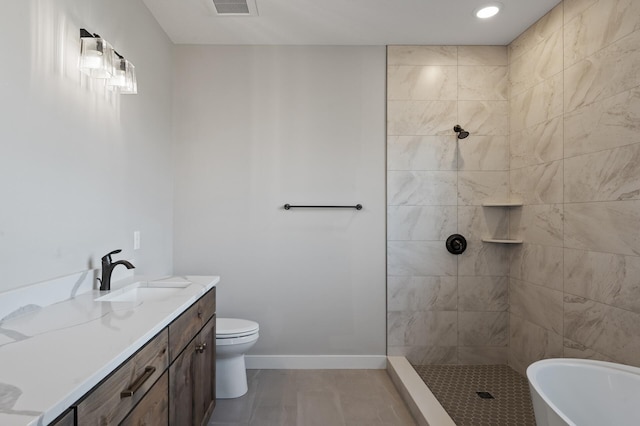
245,355 -> 387,370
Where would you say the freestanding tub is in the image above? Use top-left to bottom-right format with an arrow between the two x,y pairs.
526,358 -> 640,426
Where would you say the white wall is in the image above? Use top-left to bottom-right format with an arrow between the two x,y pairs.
0,0 -> 174,293
173,46 -> 387,366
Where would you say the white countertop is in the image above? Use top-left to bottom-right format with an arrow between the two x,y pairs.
0,275 -> 219,426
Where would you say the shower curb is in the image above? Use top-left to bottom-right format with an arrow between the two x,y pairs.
386,356 -> 456,426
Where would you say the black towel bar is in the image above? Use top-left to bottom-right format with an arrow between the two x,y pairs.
284,204 -> 362,210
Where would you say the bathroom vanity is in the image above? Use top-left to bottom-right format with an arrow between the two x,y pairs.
0,275 -> 219,426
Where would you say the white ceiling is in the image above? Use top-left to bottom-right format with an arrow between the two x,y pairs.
142,0 -> 562,46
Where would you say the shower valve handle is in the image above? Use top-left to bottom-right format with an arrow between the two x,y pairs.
446,234 -> 467,255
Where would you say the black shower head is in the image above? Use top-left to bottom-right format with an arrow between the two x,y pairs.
453,125 -> 470,139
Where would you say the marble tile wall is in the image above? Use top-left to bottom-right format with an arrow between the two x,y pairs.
387,45 -> 510,365
387,0 -> 640,370
508,0 -> 640,374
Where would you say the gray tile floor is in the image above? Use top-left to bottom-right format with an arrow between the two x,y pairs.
208,369 -> 416,426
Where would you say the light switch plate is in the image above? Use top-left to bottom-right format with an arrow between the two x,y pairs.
133,231 -> 141,250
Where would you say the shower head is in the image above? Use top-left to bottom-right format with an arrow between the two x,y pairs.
453,125 -> 470,139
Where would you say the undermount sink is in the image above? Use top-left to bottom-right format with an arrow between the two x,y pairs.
95,279 -> 192,303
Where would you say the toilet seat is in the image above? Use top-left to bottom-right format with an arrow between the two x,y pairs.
217,318 -> 259,339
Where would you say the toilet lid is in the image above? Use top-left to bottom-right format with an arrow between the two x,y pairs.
216,318 -> 259,338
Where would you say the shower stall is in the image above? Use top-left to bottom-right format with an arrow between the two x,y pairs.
386,1 -> 640,423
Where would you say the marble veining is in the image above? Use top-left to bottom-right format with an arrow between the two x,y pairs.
0,383 -> 41,417
457,135 -> 509,171
564,201 -> 640,255
458,206 -> 509,240
506,0 -> 640,372
458,276 -> 508,312
458,312 -> 508,346
509,4 -> 563,62
458,46 -> 507,66
564,248 -> 640,314
457,240 -> 510,277
0,270 -> 96,322
458,66 -> 508,101
510,116 -> 563,169
458,101 -> 508,136
388,241 -> 457,277
0,305 -> 41,324
387,205 -> 457,241
510,278 -> 563,335
387,65 -> 457,100
510,28 -> 563,98
387,311 -> 457,347
564,87 -> 640,157
458,172 -> 509,206
388,345 -> 457,365
565,143 -> 640,202
387,171 -> 457,206
510,243 -> 563,291
509,314 -> 563,376
0,275 -> 218,426
508,204 -> 564,247
387,100 -> 457,136
510,160 -> 563,205
564,294 -> 640,366
387,276 -> 457,311
387,135 -> 456,171
563,0 -> 598,25
510,73 -> 564,134
387,46 -> 457,66
563,338 -> 614,362
458,346 -> 508,364
564,0 -> 640,68
564,29 -> 640,113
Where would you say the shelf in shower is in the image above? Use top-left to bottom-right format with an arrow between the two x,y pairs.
482,238 -> 523,244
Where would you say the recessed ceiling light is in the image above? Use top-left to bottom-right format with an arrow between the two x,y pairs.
475,3 -> 502,19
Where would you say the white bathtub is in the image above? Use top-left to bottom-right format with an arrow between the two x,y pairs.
526,358 -> 640,426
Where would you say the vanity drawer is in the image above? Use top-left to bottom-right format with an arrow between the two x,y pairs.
168,287 -> 216,362
76,329 -> 168,425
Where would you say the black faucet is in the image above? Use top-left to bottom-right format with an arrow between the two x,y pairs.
98,249 -> 135,291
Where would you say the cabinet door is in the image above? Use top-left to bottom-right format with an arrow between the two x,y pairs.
120,372 -> 168,426
169,316 -> 216,426
195,315 -> 216,425
169,336 -> 197,426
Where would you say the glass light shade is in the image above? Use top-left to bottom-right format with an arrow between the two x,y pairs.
119,62 -> 137,95
108,56 -> 135,93
80,36 -> 115,79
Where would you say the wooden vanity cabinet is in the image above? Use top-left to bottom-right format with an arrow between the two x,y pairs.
169,291 -> 217,425
120,371 -> 169,426
56,287 -> 216,426
75,329 -> 169,425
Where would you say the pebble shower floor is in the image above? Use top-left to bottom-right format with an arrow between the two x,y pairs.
413,364 -> 536,426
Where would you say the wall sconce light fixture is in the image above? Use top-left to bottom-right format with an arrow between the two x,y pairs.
80,28 -> 137,94
108,55 -> 137,94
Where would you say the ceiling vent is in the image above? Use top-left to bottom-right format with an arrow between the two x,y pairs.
209,0 -> 258,16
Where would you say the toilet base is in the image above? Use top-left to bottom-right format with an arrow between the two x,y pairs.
216,353 -> 248,399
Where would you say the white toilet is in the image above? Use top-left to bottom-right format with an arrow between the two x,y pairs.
215,317 -> 259,399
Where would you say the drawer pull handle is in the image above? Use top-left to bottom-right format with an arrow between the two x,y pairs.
121,366 -> 156,398
197,311 -> 203,319
195,343 -> 207,354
